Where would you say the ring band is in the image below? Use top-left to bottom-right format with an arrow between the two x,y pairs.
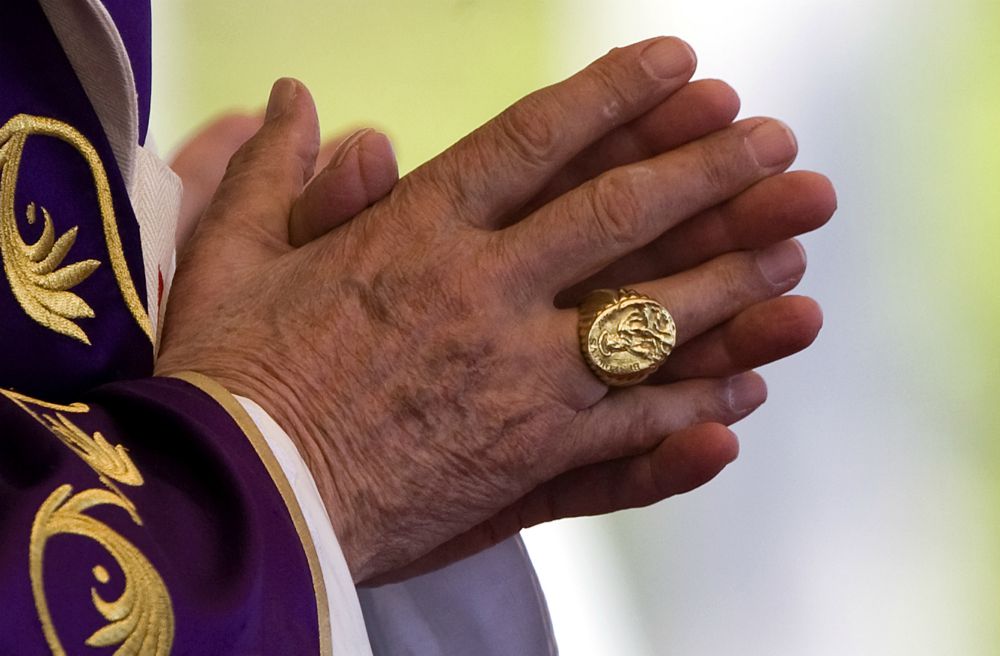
578,288 -> 677,386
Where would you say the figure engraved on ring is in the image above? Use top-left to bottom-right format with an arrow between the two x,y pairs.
579,289 -> 677,386
597,304 -> 674,363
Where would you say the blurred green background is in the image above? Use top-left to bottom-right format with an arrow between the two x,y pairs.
151,1 -> 550,171
151,1 -> 1000,653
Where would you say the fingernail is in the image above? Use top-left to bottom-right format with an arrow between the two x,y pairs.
266,78 -> 298,121
727,372 -> 767,413
380,133 -> 398,169
745,120 -> 797,168
756,240 -> 806,287
640,37 -> 696,80
329,128 -> 373,170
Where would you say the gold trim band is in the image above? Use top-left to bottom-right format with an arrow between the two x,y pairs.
169,372 -> 332,656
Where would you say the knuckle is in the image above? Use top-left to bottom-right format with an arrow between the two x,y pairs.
694,142 -> 738,193
586,171 -> 645,248
222,121 -> 316,186
222,131 -> 285,186
715,252 -> 778,308
715,257 -> 751,302
700,380 -> 737,422
224,136 -> 260,174
585,59 -> 642,121
622,397 -> 659,450
679,380 -> 736,425
395,164 -> 468,220
493,94 -> 561,169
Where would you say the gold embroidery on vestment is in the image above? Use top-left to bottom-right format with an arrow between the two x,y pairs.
0,115 -> 153,344
1,389 -> 175,654
31,485 -> 174,655
1,390 -> 143,517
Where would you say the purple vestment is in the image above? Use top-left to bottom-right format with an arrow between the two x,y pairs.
0,1 -> 325,652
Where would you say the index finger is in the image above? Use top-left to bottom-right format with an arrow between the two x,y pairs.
408,37 -> 697,227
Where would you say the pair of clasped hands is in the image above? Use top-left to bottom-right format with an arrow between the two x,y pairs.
158,38 -> 835,584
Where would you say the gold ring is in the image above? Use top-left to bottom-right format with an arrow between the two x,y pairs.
578,288 -> 677,386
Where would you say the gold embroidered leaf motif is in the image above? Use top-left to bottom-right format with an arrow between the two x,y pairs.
30,485 -> 175,656
0,390 -> 145,526
1,390 -> 174,653
23,206 -> 101,319
0,130 -> 101,344
0,114 -> 155,345
43,412 -> 144,488
35,223 -> 81,273
22,201 -> 54,259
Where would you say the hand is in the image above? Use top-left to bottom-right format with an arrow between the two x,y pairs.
169,113 -> 398,249
156,36 -> 834,583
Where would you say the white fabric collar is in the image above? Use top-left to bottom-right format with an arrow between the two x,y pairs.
39,0 -> 176,342
38,0 -> 139,188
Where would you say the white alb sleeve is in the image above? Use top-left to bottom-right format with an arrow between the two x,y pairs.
235,395 -> 374,656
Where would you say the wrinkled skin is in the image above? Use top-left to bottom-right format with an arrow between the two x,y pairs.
158,37 -> 835,584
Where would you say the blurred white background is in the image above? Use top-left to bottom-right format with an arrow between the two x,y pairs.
525,2 -> 1000,654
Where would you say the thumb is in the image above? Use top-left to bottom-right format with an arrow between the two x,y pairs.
197,78 -> 320,252
169,112 -> 265,250
288,128 -> 399,246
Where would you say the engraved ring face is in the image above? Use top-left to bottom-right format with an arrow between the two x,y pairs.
579,289 -> 676,386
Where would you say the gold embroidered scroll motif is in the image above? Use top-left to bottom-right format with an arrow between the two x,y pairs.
1,390 -> 175,655
0,115 -> 153,345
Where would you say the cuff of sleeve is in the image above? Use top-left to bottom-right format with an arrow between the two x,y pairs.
234,394 -> 373,656
169,372 -> 372,656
